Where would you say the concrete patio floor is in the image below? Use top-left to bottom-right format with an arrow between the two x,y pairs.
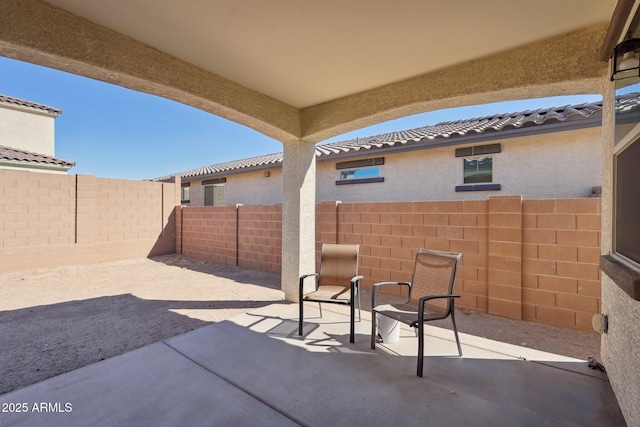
0,302 -> 625,426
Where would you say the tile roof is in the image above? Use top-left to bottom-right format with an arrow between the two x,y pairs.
0,94 -> 62,116
175,152 -> 283,179
315,101 -> 605,156
0,145 -> 75,168
155,94 -> 640,182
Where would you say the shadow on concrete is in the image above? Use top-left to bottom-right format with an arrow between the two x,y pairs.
166,318 -> 625,427
0,307 -> 626,426
0,293 -> 282,395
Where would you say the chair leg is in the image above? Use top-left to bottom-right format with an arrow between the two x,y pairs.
357,285 -> 362,321
417,322 -> 424,377
451,310 -> 463,357
299,300 -> 304,336
318,302 -> 323,318
371,311 -> 377,349
349,300 -> 355,343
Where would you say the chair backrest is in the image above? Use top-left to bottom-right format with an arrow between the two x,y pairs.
319,243 -> 360,288
410,249 -> 462,316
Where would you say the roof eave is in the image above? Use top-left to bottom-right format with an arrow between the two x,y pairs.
0,159 -> 74,172
315,113 -> 603,163
180,162 -> 281,183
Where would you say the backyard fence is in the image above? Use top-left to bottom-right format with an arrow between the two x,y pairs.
0,170 -> 178,271
0,168 -> 601,332
177,196 -> 601,331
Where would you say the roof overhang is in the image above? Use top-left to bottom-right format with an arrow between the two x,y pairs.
0,0 -> 618,143
0,159 -> 73,173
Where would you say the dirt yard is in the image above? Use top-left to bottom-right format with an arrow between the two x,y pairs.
0,255 -> 601,395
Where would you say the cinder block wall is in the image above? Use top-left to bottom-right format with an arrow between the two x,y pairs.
178,205 -> 238,266
238,204 -> 281,274
178,204 -> 282,274
330,196 -> 601,330
333,200 -> 491,305
0,170 -> 177,271
521,198 -> 601,329
177,196 -> 601,330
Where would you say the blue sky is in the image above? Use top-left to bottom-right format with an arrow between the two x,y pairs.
0,56 -> 602,180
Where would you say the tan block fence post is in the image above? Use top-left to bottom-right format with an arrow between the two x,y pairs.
487,196 -> 523,319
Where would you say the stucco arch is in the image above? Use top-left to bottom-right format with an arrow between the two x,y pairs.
0,1 -> 609,145
0,0 -> 611,302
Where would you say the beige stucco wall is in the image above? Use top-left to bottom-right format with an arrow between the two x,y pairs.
183,126 -> 602,206
601,276 -> 640,423
316,127 -> 601,203
0,104 -> 56,155
599,81 -> 640,425
185,168 -> 284,207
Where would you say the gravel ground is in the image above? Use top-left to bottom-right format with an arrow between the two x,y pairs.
0,255 -> 284,395
0,255 -> 600,395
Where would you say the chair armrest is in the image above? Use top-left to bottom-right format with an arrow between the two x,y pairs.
372,281 -> 411,289
371,281 -> 411,309
300,273 -> 319,281
299,273 -> 319,297
419,294 -> 460,303
418,294 -> 460,322
351,275 -> 364,284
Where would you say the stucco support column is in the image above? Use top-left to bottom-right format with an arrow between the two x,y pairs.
281,139 -> 316,301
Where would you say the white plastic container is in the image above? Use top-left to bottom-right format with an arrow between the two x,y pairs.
377,314 -> 400,343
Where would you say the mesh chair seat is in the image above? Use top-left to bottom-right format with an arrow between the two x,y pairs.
304,285 -> 353,303
373,302 -> 445,326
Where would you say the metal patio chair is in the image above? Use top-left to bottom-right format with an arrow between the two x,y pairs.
298,243 -> 363,343
371,248 -> 463,377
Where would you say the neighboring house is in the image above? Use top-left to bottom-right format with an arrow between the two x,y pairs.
0,94 -> 74,174
157,96 -> 640,206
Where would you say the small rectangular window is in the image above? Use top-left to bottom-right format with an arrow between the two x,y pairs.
181,183 -> 190,203
463,157 -> 493,184
336,165 -> 384,185
340,167 -> 380,180
204,183 -> 224,206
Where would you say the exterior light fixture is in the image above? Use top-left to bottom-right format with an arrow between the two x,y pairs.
611,38 -> 640,80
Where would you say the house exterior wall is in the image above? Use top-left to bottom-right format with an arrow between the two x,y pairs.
182,126 -> 602,206
317,127 -> 601,202
185,168 -> 283,206
600,83 -> 640,424
0,104 -> 56,156
0,169 -> 177,271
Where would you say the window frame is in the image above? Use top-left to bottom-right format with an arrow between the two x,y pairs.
462,156 -> 494,184
455,144 -> 501,192
180,183 -> 190,203
202,178 -> 226,206
612,121 -> 640,270
335,157 -> 385,185
600,83 -> 640,301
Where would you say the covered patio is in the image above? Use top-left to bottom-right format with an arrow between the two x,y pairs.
1,0 -> 639,424
0,0 -> 617,301
0,256 -> 622,426
0,299 -> 624,426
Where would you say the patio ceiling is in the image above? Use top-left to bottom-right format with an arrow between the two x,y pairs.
0,0 -> 618,143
